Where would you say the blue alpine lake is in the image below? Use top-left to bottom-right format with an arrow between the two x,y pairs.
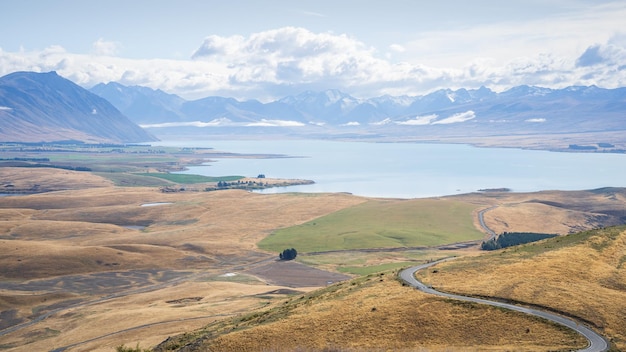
154,139 -> 626,198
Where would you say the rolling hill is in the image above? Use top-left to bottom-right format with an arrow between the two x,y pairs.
151,225 -> 625,352
0,71 -> 157,143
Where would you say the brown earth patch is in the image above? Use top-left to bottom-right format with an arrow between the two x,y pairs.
245,260 -> 352,287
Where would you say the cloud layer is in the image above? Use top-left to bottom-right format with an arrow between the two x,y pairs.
1,24 -> 625,101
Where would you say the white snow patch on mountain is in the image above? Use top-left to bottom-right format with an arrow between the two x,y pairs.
432,111 -> 476,124
396,114 -> 439,125
140,118 -> 232,128
245,119 -> 305,127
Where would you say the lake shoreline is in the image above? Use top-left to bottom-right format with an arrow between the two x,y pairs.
160,139 -> 626,199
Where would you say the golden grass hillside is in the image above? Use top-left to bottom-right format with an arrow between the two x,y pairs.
151,269 -> 585,352
0,167 -> 113,192
2,164 -> 626,351
418,225 -> 626,350
0,184 -> 367,351
452,188 -> 626,235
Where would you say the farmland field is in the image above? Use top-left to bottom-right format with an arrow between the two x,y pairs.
259,198 -> 484,252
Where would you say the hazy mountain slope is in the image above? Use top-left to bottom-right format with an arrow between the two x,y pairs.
90,81 -> 185,124
89,81 -> 626,144
0,71 -> 157,143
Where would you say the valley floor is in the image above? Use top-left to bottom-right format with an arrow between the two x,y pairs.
0,160 -> 625,351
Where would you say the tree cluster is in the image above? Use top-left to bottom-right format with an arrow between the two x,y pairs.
481,232 -> 557,250
279,248 -> 297,260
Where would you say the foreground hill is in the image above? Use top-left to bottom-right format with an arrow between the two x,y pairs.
0,71 -> 157,143
418,225 -> 626,351
152,226 -> 625,351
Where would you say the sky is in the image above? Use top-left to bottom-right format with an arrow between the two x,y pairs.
1,0 -> 626,101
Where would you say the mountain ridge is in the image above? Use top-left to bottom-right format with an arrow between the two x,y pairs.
0,71 -> 157,143
90,81 -> 626,141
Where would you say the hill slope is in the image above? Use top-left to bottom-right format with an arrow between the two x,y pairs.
419,225 -> 626,350
0,71 -> 157,143
149,228 -> 626,351
153,269 -> 585,352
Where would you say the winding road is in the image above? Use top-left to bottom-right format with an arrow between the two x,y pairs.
477,206 -> 497,241
399,260 -> 608,352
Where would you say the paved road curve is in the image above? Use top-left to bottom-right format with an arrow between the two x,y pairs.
399,260 -> 609,352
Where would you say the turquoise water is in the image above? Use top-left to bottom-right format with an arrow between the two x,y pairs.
155,139 -> 626,198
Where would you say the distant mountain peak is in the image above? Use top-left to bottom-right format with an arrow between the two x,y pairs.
83,78 -> 626,141
0,71 -> 157,143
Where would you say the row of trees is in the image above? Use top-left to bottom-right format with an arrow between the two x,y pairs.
481,232 -> 557,250
216,180 -> 269,188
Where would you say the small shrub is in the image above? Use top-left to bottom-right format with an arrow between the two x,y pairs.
116,343 -> 150,352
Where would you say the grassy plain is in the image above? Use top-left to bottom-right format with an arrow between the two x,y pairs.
259,198 -> 484,252
1,145 -> 626,351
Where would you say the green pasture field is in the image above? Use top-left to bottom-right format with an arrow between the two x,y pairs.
337,262 -> 416,275
258,198 -> 483,253
0,144 -> 199,172
298,249 -> 456,273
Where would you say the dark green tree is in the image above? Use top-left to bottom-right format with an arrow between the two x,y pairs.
279,248 -> 297,260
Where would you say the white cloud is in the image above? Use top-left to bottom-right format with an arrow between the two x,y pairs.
2,19 -> 626,101
431,111 -> 476,125
370,118 -> 392,126
396,114 -> 439,125
525,118 -> 546,123
92,38 -> 121,56
341,121 -> 360,126
0,106 -> 12,111
389,44 -> 406,53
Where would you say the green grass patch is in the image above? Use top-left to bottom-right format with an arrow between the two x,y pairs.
136,173 -> 244,184
259,198 -> 483,253
337,262 -> 415,275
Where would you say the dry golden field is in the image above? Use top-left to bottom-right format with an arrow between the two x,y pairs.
152,270 -> 586,352
451,188 -> 626,235
0,167 -> 367,351
1,166 -> 626,351
418,226 -> 626,350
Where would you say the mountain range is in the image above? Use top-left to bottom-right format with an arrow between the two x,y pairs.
91,81 -> 626,142
1,70 -> 625,145
0,71 -> 157,143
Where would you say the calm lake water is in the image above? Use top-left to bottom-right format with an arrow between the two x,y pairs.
154,139 -> 626,198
